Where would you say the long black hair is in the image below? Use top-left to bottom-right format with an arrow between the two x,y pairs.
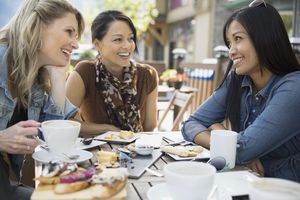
91,10 -> 138,53
221,3 -> 300,132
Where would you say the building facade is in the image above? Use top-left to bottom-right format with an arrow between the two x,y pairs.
143,0 -> 299,67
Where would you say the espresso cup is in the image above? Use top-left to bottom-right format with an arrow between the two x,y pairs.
40,120 -> 81,154
249,178 -> 300,200
210,130 -> 237,169
164,161 -> 216,200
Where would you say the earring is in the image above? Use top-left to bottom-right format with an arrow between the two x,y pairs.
95,52 -> 102,83
37,40 -> 43,50
97,51 -> 102,64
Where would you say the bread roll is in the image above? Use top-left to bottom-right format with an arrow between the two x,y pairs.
161,146 -> 190,157
54,181 -> 90,194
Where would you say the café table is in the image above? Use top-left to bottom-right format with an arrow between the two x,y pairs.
33,131 -> 254,200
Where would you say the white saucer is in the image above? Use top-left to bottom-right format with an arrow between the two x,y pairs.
32,149 -> 93,164
215,171 -> 259,196
147,183 -> 232,200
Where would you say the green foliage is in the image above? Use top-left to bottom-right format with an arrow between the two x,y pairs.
280,14 -> 293,36
101,0 -> 158,36
79,49 -> 95,60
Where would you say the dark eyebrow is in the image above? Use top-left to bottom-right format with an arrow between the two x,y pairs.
232,31 -> 247,36
112,34 -> 123,37
112,33 -> 134,37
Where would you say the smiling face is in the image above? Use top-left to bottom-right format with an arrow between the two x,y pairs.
38,13 -> 79,67
226,20 -> 261,77
94,20 -> 135,69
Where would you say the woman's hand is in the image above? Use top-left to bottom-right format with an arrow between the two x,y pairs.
208,123 -> 226,131
194,123 -> 227,149
0,120 -> 41,154
246,159 -> 265,176
44,64 -> 70,111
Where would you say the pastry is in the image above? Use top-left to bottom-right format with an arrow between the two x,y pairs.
161,145 -> 204,157
97,151 -> 118,163
55,181 -> 90,194
161,146 -> 190,157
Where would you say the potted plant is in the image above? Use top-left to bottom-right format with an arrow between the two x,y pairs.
160,69 -> 187,89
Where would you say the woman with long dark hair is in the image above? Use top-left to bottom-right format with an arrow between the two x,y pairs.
182,0 -> 300,182
66,10 -> 158,135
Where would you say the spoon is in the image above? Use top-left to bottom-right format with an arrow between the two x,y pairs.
81,137 -> 94,145
207,156 -> 226,171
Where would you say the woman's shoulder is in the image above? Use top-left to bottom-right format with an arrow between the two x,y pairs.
278,71 -> 300,84
135,62 -> 158,93
135,62 -> 158,77
0,44 -> 8,81
73,60 -> 96,86
283,70 -> 300,78
0,44 -> 7,55
0,44 -> 8,64
74,60 -> 95,70
273,71 -> 300,91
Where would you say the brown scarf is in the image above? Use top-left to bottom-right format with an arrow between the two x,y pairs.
95,59 -> 143,132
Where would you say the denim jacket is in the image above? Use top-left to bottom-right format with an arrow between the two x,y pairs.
182,71 -> 300,182
0,45 -> 78,181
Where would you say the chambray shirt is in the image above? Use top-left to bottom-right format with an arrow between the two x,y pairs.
0,45 -> 78,181
182,71 -> 300,182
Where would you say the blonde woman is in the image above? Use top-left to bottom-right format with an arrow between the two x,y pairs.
0,0 -> 84,199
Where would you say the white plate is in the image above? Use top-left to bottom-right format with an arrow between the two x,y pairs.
94,131 -> 139,144
165,146 -> 210,161
147,183 -> 232,200
215,171 -> 259,196
74,137 -> 106,150
32,149 -> 93,164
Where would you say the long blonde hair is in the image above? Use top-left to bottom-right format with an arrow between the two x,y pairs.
0,0 -> 84,108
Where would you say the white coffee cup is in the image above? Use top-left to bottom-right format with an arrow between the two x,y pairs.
249,178 -> 300,200
40,120 -> 81,154
164,161 -> 216,200
210,130 -> 237,169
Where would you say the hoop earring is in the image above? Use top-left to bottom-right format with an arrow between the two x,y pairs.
37,40 -> 43,50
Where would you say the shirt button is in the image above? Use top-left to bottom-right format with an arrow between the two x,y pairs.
252,110 -> 256,113
248,122 -> 252,125
255,97 -> 259,101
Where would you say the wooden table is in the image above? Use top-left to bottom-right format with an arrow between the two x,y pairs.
34,132 -> 251,200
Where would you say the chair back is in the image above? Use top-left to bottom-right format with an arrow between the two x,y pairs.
182,61 -> 223,112
140,60 -> 166,77
157,91 -> 194,131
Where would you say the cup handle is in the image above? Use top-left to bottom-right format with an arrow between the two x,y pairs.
37,127 -> 45,141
